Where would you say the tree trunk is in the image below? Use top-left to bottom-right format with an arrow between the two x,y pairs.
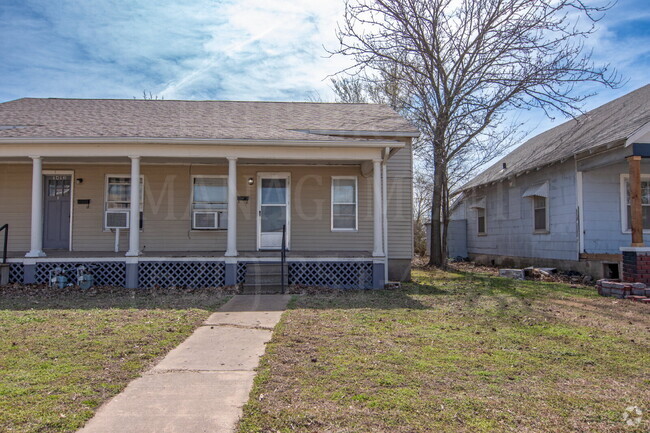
441,172 -> 449,268
428,158 -> 445,267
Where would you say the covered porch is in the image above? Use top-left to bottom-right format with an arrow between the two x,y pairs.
1,140 -> 399,289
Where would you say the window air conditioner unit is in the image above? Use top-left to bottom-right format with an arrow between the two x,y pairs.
105,211 -> 130,229
193,211 -> 227,229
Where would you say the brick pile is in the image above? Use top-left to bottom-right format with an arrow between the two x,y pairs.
597,279 -> 650,303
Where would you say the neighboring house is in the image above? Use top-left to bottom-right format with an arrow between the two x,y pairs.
448,84 -> 650,281
0,98 -> 418,289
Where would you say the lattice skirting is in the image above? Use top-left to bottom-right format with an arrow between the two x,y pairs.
139,261 -> 226,288
8,263 -> 23,284
34,262 -> 127,286
289,261 -> 374,290
236,263 -> 247,284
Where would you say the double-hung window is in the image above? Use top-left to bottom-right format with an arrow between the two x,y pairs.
621,174 -> 650,231
522,182 -> 549,234
192,176 -> 228,229
332,177 -> 358,231
477,207 -> 486,235
471,197 -> 487,235
533,196 -> 548,232
104,176 -> 144,230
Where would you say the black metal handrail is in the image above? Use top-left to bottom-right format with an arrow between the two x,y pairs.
281,224 -> 286,294
0,224 -> 8,264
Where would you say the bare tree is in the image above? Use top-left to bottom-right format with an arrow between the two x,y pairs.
136,90 -> 164,100
413,166 -> 433,256
332,77 -> 367,103
333,0 -> 620,267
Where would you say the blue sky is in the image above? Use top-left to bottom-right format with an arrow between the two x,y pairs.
0,0 -> 648,137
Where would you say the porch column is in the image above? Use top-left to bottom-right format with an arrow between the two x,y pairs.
225,157 -> 238,257
372,159 -> 384,257
26,156 -> 46,257
628,155 -> 644,247
126,156 -> 141,257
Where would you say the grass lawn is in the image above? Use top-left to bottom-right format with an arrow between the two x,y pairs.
238,267 -> 650,433
0,288 -> 229,433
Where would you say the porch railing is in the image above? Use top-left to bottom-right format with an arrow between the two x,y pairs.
0,224 -> 7,264
281,224 -> 286,294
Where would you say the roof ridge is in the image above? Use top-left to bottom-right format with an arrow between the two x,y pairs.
7,97 -> 385,106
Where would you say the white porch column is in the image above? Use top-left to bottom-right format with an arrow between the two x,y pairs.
25,156 -> 46,257
126,156 -> 141,257
372,159 -> 384,257
225,157 -> 238,257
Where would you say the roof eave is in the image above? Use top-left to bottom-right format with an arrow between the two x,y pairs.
0,136 -> 406,148
460,139 -> 627,194
296,129 -> 420,138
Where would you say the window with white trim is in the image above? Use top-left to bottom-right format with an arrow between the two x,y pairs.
477,207 -> 486,235
621,174 -> 650,231
104,176 -> 144,230
192,176 -> 228,230
533,196 -> 548,232
332,177 -> 358,231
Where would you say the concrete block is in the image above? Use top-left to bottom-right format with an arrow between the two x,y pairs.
224,263 -> 236,286
499,269 -> 525,280
372,262 -> 385,289
126,263 -> 138,289
0,264 -> 8,286
23,263 -> 35,284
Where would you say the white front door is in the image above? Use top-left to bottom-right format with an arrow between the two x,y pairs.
257,173 -> 290,250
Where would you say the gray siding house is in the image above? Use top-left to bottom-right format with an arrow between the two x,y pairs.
0,98 -> 418,289
449,84 -> 650,281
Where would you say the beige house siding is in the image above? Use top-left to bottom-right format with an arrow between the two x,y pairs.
386,139 -> 414,259
0,164 -> 31,252
1,162 -> 381,254
1,144 -> 413,259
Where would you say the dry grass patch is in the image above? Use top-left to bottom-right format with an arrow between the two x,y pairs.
238,268 -> 649,433
0,287 -> 230,433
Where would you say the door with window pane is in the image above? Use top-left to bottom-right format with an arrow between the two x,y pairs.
43,175 -> 71,249
257,174 -> 290,250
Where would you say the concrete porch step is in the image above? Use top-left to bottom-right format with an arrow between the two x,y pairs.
241,283 -> 286,294
243,263 -> 288,293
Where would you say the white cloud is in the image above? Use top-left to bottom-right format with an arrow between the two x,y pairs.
0,0 -> 646,105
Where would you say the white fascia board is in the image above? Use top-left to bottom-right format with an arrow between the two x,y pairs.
0,136 -> 405,148
0,142 -> 384,161
625,121 -> 650,147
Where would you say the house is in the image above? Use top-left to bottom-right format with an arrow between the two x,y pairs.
0,98 -> 418,290
448,84 -> 650,282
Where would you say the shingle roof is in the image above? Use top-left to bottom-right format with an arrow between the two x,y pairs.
0,98 -> 419,142
462,84 -> 650,190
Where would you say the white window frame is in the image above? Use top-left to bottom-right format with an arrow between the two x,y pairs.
476,206 -> 487,236
104,174 -> 144,231
620,173 -> 650,234
191,175 -> 228,231
331,176 -> 358,232
532,196 -> 550,234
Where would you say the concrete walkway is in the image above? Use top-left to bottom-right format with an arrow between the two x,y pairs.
78,294 -> 291,433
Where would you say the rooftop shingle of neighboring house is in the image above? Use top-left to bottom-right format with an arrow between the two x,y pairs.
462,84 -> 650,191
0,98 -> 419,142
